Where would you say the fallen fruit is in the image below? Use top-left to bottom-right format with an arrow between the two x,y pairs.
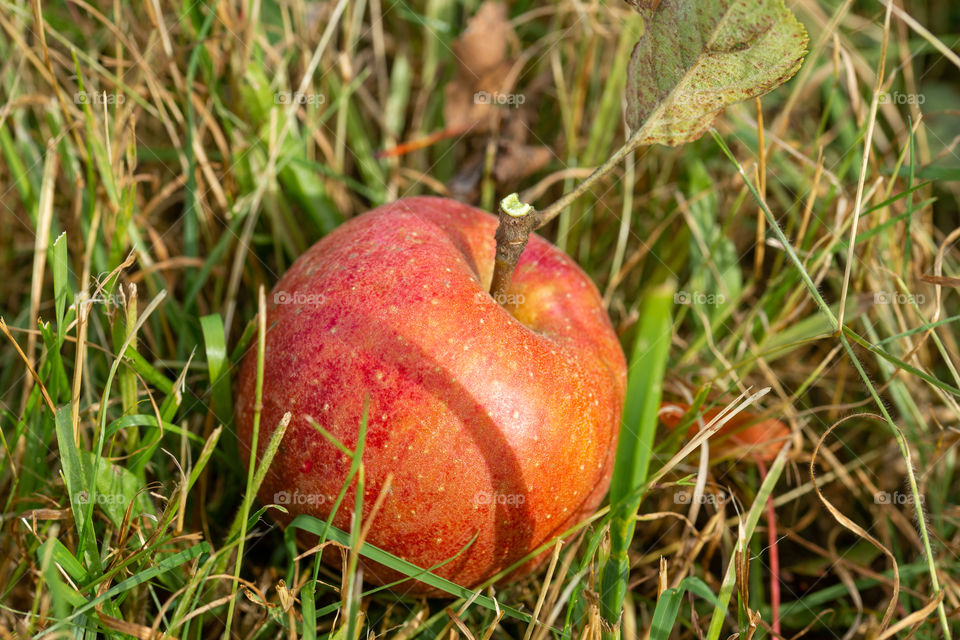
235,196 -> 626,594
659,402 -> 790,462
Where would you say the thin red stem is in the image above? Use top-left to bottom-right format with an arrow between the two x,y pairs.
756,456 -> 781,637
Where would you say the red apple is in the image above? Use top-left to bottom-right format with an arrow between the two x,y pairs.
235,196 -> 626,594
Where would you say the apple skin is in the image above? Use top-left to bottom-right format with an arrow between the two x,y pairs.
235,196 -> 626,594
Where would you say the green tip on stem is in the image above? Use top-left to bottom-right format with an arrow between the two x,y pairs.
500,193 -> 532,218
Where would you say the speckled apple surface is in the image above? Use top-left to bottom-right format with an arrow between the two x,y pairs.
235,196 -> 627,595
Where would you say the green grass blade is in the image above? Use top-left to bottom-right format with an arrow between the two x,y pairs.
38,542 -> 211,637
601,280 -> 675,635
200,314 -> 233,428
608,281 -> 677,505
54,406 -> 88,540
52,232 -> 69,345
650,576 -> 719,640
288,515 -> 530,624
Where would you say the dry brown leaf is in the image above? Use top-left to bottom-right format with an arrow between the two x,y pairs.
438,2 -> 555,198
443,2 -> 516,133
811,413 -> 900,633
921,274 -> 960,287
494,142 -> 553,184
452,1 -> 512,77
96,610 -> 177,640
877,591 -> 945,639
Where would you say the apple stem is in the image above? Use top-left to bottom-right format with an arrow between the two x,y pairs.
490,193 -> 541,298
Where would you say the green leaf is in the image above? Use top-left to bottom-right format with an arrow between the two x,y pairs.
624,0 -> 808,146
650,576 -> 719,640
39,543 -> 210,637
609,281 -> 676,506
895,164 -> 960,182
79,450 -> 155,528
38,321 -> 69,405
72,54 -> 120,206
55,406 -> 88,538
122,346 -> 174,395
187,426 -> 221,494
384,54 -> 412,138
37,538 -> 89,585
686,160 -> 741,326
0,121 -> 37,210
52,232 -> 69,345
158,352 -> 194,423
200,314 -> 233,430
38,535 -> 84,619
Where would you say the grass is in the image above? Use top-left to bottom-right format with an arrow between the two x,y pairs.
1,0 -> 959,637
